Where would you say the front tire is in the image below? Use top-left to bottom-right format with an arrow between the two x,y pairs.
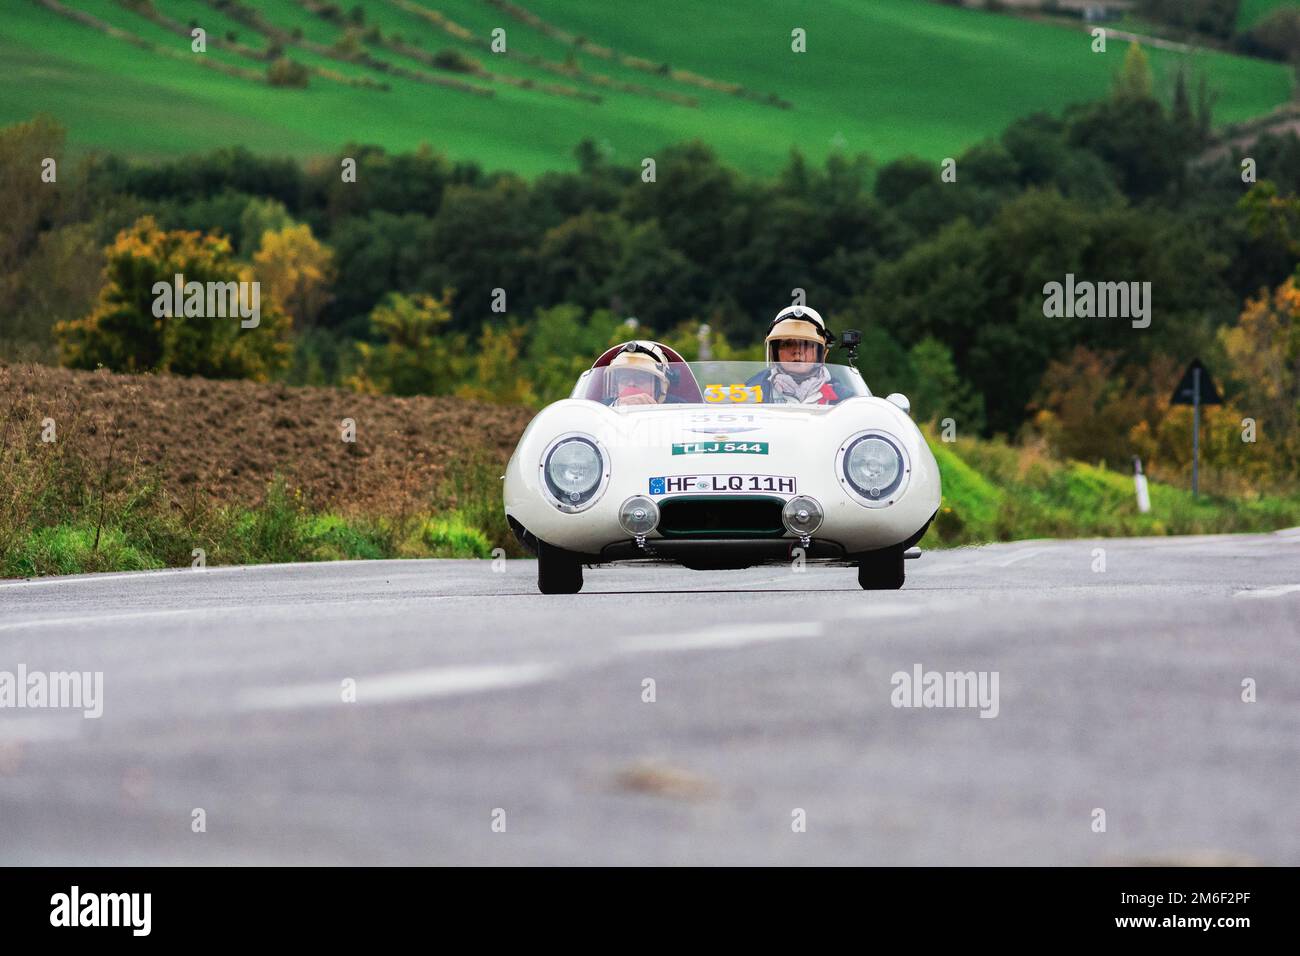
858,545 -> 905,590
537,540 -> 583,594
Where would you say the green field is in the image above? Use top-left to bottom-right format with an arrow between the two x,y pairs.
1238,0 -> 1299,28
1,0 -> 1294,175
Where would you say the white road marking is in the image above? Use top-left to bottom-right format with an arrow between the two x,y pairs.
0,607 -> 251,634
837,603 -> 923,620
996,548 -> 1049,567
238,622 -> 837,714
1233,584 -> 1300,600
619,620 -> 824,653
0,598 -> 462,634
0,558 -> 451,590
0,718 -> 83,743
238,663 -> 559,712
0,565 -> 280,589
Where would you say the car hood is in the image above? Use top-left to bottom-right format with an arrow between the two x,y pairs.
607,399 -> 875,445
509,397 -> 921,466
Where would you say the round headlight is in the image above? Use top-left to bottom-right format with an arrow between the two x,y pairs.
842,433 -> 906,504
542,436 -> 606,510
619,495 -> 659,536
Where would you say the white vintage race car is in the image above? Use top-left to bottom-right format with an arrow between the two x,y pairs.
503,344 -> 941,593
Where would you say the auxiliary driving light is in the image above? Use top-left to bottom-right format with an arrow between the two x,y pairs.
782,495 -> 824,537
619,495 -> 659,537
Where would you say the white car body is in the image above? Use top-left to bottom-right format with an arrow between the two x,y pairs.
504,359 -> 942,591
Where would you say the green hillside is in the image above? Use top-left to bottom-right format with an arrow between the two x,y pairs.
1238,0 -> 1299,28
1,0 -> 1294,175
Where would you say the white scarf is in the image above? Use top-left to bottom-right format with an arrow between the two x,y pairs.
769,365 -> 831,404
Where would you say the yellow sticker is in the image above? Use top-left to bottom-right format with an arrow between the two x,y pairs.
703,384 -> 763,404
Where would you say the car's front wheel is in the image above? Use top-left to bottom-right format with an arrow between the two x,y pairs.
858,545 -> 905,590
537,540 -> 583,594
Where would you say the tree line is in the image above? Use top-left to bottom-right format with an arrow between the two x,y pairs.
2,47 -> 1298,487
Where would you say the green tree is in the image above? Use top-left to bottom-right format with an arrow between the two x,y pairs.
523,304 -> 625,404
329,211 -> 438,326
907,337 -> 986,431
0,116 -> 66,317
238,197 -> 293,256
605,220 -> 700,331
1067,94 -> 1184,199
425,178 -> 537,325
2,224 -> 103,360
618,142 -> 738,275
347,291 -> 467,396
530,211 -> 629,311
874,156 -> 936,207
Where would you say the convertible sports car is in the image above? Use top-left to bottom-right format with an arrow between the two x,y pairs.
503,342 -> 942,593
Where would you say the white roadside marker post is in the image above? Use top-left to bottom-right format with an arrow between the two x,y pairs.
1133,455 -> 1151,514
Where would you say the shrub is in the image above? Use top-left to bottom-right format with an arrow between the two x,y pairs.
432,49 -> 479,74
420,515 -> 491,558
267,58 -> 310,88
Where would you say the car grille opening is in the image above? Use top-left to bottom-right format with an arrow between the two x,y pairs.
657,496 -> 785,539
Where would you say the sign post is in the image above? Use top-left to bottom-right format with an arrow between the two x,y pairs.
1169,359 -> 1222,497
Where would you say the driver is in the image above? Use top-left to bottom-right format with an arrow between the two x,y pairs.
603,340 -> 674,406
748,306 -> 840,404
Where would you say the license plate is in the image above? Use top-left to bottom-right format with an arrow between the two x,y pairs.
671,441 -> 768,455
648,474 -> 796,495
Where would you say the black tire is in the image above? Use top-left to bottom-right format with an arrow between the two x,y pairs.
858,545 -> 905,590
537,540 -> 583,594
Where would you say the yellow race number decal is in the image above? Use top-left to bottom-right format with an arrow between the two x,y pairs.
703,384 -> 763,404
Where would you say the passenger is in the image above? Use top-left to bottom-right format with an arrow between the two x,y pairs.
747,306 -> 841,404
602,340 -> 674,406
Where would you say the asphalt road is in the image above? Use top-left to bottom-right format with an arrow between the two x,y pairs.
2,531 -> 1298,865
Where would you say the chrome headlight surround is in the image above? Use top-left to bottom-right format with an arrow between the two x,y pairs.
836,430 -> 910,508
539,432 -> 610,513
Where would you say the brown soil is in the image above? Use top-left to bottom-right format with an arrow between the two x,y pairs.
0,363 -> 534,513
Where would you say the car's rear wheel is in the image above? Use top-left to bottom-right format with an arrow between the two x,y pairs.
537,540 -> 583,594
858,545 -> 905,590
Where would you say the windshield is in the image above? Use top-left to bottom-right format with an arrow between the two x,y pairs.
571,361 -> 869,406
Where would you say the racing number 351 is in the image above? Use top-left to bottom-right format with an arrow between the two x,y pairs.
704,384 -> 763,404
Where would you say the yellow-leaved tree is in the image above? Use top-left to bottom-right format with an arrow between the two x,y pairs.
1216,277 -> 1300,482
55,216 -> 291,380
251,223 -> 335,330
456,324 -> 536,406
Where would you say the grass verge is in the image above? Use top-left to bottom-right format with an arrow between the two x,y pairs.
920,431 -> 1300,548
3,393 -> 1296,577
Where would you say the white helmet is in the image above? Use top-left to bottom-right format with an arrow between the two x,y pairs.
604,340 -> 671,402
765,305 -> 833,367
